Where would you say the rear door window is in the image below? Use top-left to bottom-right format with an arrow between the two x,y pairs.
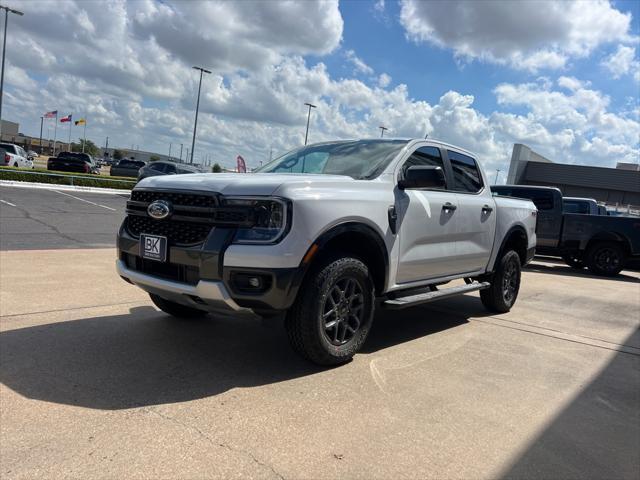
448,150 -> 483,193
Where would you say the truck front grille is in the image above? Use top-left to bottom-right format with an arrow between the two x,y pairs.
126,215 -> 212,246
123,252 -> 200,285
130,190 -> 218,208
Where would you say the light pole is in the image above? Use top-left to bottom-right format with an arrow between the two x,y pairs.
179,143 -> 183,162
0,4 -> 23,136
168,142 -> 172,160
190,66 -> 211,164
494,169 -> 501,185
379,126 -> 388,138
304,102 -> 316,145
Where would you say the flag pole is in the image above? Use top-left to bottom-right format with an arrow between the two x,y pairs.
68,116 -> 72,149
82,118 -> 86,153
53,111 -> 57,155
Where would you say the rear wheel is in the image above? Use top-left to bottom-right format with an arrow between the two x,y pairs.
562,253 -> 585,269
586,242 -> 625,277
149,293 -> 208,318
13,162 -> 18,167
481,250 -> 521,313
285,255 -> 375,366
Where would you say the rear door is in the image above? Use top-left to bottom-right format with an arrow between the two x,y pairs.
446,149 -> 496,272
395,146 -> 461,283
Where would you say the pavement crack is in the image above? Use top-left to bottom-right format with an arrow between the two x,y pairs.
7,203 -> 84,245
143,408 -> 285,480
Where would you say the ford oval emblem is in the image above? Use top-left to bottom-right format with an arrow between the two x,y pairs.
147,200 -> 172,220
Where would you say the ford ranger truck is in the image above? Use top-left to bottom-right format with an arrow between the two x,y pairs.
117,139 -> 537,365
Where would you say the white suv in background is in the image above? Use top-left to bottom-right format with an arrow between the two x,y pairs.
1,143 -> 32,168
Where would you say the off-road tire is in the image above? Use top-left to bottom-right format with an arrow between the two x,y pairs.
562,253 -> 585,269
285,255 -> 375,366
149,293 -> 208,318
480,250 -> 521,313
586,241 -> 625,277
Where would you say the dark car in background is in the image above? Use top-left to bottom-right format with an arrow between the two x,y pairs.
110,159 -> 146,177
137,160 -> 201,182
47,152 -> 100,174
491,185 -> 640,276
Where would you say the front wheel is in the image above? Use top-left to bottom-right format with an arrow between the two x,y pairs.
586,242 -> 625,277
149,293 -> 208,318
480,250 -> 521,313
285,256 -> 375,366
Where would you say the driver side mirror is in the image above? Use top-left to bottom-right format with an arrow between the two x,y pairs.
398,166 -> 446,190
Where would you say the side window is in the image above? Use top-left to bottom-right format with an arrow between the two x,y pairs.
149,163 -> 165,172
401,146 -> 446,188
448,150 -> 483,193
164,164 -> 177,174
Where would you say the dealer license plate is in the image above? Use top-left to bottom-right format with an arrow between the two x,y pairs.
140,234 -> 167,262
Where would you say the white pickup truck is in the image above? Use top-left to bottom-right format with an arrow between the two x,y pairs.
117,139 -> 537,365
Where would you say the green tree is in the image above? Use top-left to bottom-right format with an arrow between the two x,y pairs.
71,138 -> 99,156
113,149 -> 124,160
150,155 -> 160,162
212,163 -> 222,173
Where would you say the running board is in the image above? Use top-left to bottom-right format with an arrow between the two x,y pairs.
383,282 -> 490,309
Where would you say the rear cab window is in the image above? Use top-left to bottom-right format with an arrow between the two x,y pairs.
447,150 -> 483,193
492,187 -> 555,210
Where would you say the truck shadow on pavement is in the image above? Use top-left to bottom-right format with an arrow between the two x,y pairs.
0,302 -> 472,410
525,259 -> 640,284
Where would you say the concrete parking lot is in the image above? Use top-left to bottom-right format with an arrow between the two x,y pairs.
1,184 -> 639,479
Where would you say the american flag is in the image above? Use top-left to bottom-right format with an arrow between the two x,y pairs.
43,110 -> 57,118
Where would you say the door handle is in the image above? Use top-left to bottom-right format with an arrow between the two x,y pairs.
442,202 -> 457,211
482,204 -> 493,213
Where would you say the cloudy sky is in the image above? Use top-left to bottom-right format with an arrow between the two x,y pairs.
3,0 -> 639,175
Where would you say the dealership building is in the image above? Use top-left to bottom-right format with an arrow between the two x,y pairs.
506,143 -> 640,211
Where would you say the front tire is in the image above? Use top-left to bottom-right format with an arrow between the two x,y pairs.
285,255 -> 375,366
586,241 -> 625,277
481,250 -> 521,313
149,293 -> 208,318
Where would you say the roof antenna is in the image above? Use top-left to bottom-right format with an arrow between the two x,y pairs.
424,133 -> 429,139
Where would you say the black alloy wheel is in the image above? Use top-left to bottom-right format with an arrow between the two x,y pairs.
322,277 -> 365,346
586,242 -> 625,276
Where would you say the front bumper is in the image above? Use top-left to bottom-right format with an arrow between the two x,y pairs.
117,259 -> 246,313
117,221 -> 302,314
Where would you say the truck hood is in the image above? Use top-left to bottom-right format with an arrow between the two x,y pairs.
136,172 -> 357,196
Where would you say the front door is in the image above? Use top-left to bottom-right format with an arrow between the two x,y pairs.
395,146 -> 461,283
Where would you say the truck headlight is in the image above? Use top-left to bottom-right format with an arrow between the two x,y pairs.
224,197 -> 291,244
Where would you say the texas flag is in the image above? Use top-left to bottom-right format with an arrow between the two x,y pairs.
60,114 -> 72,123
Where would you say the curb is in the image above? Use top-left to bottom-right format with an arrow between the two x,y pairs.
0,180 -> 130,195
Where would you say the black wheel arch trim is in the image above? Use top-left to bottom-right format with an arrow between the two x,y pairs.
301,221 -> 390,293
491,224 -> 529,272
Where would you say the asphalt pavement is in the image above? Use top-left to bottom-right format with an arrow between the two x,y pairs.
0,185 -> 127,250
0,184 -> 639,479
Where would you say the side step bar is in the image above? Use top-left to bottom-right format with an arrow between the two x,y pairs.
383,281 -> 490,310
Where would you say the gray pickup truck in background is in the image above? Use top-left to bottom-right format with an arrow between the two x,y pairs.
492,185 -> 640,276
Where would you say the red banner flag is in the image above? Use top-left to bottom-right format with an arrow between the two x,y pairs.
236,155 -> 246,173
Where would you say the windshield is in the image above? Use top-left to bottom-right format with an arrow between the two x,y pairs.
254,140 -> 409,179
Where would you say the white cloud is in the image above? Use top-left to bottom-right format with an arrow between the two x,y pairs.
601,45 -> 639,80
344,49 -> 374,76
378,73 -> 392,88
400,0 -> 634,71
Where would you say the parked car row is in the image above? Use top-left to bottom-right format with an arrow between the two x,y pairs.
110,159 -> 202,181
